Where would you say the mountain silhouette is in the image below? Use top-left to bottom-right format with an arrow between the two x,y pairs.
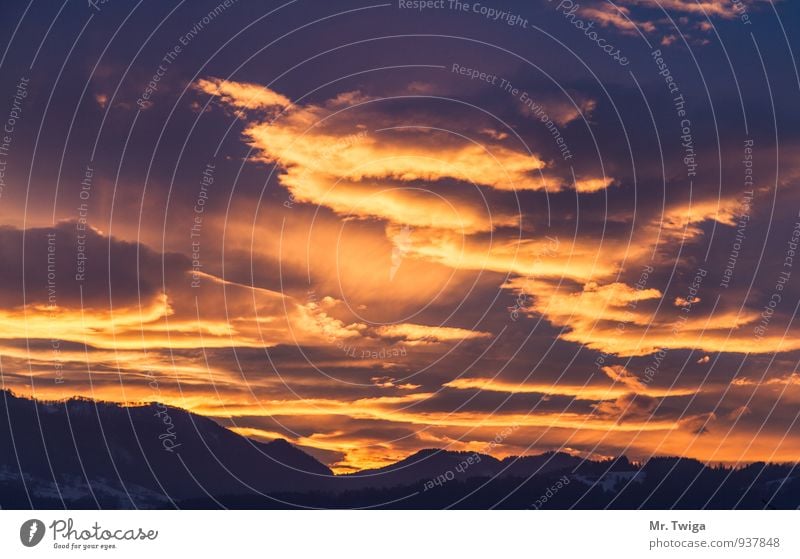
1,390 -> 798,509
338,448 -> 503,490
0,389 -> 331,508
336,449 -> 587,491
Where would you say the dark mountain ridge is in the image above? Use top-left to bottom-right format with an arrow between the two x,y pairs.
0,389 -> 331,508
1,390 -> 798,509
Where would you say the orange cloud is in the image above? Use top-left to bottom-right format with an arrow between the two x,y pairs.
443,375 -> 697,400
580,5 -> 656,35
195,77 -> 616,226
194,77 -> 292,110
374,323 -> 492,344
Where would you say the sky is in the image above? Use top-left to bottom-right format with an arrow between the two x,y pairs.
0,0 -> 799,473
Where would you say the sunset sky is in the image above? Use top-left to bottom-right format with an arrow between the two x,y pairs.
1,0 -> 799,473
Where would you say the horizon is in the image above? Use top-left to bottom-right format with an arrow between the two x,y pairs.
2,387 -> 794,474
